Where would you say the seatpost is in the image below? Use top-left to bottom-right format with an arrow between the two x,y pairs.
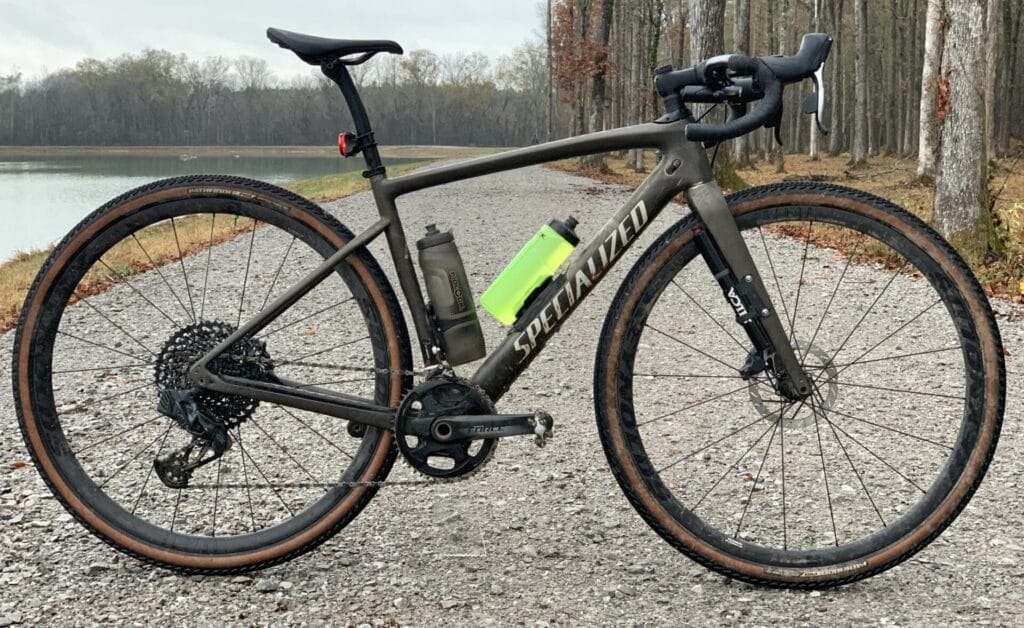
321,62 -> 386,178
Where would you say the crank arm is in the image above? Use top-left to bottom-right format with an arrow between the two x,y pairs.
431,412 -> 553,443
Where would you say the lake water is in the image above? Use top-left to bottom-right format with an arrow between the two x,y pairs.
0,152 -> 391,262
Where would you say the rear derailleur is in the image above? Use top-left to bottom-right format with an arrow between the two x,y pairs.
153,389 -> 231,489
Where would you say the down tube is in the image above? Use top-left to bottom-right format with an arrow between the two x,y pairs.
471,159 -> 692,402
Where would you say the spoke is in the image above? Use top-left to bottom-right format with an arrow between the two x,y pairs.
98,422 -> 173,489
211,456 -> 223,538
200,213 -> 216,321
235,426 -> 258,532
734,410 -> 783,540
132,233 -> 194,323
830,379 -> 965,401
233,427 -> 296,517
236,219 -> 259,327
801,238 -> 859,362
170,486 -> 183,533
757,226 -> 796,340
787,221 -> 814,344
824,405 -> 953,450
248,416 -> 327,491
170,217 -> 198,322
825,416 -> 927,493
54,362 -> 154,375
74,415 -> 164,455
638,383 -> 751,427
819,298 -> 944,385
62,382 -> 154,420
656,409 -> 782,475
74,292 -> 157,357
257,298 -> 354,340
635,372 -> 763,380
780,395 -> 788,550
645,324 -> 741,374
275,406 -> 354,461
811,393 -> 840,547
672,279 -> 747,353
57,330 -> 150,364
261,236 -> 297,311
282,335 -> 371,365
131,426 -> 174,515
829,345 -> 961,370
689,413 -> 786,510
817,260 -> 911,378
813,396 -> 886,527
97,257 -> 181,327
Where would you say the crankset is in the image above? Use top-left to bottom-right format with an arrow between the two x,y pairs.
394,377 -> 555,479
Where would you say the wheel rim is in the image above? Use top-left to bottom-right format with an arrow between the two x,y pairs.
21,191 -> 400,555
611,203 -> 986,567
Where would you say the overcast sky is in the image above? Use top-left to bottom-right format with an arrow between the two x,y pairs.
0,0 -> 543,80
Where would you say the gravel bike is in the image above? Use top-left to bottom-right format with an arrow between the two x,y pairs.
13,28 -> 1005,588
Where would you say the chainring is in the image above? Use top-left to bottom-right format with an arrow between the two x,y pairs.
154,320 -> 274,428
394,377 -> 497,479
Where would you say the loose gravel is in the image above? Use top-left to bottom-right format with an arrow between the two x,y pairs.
2,163 -> 1023,626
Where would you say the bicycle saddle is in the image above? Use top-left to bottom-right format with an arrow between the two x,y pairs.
267,27 -> 403,65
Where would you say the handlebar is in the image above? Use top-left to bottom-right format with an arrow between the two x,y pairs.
655,33 -> 833,144
685,56 -> 781,143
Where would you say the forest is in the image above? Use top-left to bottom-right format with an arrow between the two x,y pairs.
0,0 -> 1020,156
0,0 -> 1020,261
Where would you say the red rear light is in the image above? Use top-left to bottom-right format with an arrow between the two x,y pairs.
338,132 -> 351,156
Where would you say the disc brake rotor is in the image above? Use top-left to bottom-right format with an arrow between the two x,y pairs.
749,341 -> 837,429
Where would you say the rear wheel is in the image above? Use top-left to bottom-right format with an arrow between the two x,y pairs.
596,182 -> 1004,587
13,175 -> 412,573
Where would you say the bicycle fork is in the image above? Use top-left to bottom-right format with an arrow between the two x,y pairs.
685,181 -> 812,400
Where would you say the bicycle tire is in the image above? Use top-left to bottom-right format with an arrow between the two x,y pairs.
13,175 -> 413,574
595,182 -> 1004,588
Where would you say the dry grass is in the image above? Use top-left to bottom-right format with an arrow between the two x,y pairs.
550,151 -> 1024,302
0,215 -> 256,332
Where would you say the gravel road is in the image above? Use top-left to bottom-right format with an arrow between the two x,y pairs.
2,163 -> 1023,626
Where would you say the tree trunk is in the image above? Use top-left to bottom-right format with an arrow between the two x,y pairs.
629,2 -> 645,171
984,0 -> 1001,159
809,0 -> 821,161
688,0 -> 744,187
850,0 -> 868,166
581,0 -> 616,168
917,0 -> 945,180
827,0 -> 844,155
771,0 -> 788,172
732,0 -> 752,167
934,0 -> 991,265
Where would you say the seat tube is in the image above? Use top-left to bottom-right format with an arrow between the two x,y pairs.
685,180 -> 813,398
322,62 -> 386,177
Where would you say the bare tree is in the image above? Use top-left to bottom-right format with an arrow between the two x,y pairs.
984,0 -> 1002,159
917,0 -> 945,180
849,0 -> 868,166
732,0 -> 752,167
581,0 -> 616,167
934,0 -> 991,264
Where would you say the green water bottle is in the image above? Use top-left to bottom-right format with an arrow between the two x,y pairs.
481,216 -> 580,325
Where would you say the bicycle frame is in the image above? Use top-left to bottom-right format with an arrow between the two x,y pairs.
189,64 -> 811,428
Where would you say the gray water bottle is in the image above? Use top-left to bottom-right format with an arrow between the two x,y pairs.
417,224 -> 486,365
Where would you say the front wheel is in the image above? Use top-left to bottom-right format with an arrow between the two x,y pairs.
595,182 -> 1004,588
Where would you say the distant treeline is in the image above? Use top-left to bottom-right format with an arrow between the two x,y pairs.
0,43 -> 554,147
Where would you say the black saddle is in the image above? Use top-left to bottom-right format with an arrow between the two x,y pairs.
267,27 -> 403,65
